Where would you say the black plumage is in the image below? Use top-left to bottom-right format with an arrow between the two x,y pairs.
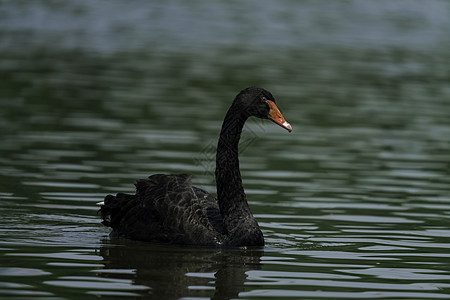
99,86 -> 292,247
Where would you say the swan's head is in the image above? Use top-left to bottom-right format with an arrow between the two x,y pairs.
236,86 -> 292,132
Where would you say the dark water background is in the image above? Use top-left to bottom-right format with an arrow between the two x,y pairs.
1,0 -> 450,299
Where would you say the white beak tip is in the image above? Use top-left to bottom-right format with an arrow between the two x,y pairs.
283,121 -> 292,132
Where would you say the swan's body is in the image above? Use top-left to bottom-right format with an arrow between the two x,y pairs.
99,87 -> 291,247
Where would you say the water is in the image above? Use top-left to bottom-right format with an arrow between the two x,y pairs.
1,0 -> 450,299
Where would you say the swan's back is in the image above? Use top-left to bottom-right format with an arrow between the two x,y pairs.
100,174 -> 226,246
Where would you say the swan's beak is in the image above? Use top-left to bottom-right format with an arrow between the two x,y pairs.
266,100 -> 292,132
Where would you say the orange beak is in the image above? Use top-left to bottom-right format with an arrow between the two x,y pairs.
266,100 -> 292,132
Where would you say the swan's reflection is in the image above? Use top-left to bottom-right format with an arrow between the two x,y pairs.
99,239 -> 263,299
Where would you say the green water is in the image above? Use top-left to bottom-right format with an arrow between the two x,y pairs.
1,1 -> 450,299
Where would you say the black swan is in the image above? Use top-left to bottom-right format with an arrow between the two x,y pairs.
99,87 -> 292,247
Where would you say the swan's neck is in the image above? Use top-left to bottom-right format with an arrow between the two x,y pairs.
214,102 -> 264,247
215,105 -> 252,221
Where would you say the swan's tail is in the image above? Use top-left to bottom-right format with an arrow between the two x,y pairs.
98,193 -> 136,230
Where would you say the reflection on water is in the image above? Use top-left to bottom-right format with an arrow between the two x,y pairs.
98,242 -> 262,299
1,0 -> 450,299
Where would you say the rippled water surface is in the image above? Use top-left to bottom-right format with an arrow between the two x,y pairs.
1,0 -> 450,299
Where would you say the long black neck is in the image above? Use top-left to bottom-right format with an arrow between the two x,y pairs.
215,103 -> 253,223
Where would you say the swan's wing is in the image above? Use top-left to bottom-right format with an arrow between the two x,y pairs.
124,174 -> 224,245
191,186 -> 226,235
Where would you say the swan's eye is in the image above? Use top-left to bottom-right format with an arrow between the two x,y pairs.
261,96 -> 267,102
